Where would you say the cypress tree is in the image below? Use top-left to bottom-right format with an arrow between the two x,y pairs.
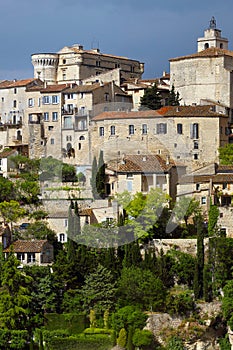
194,217 -> 204,299
167,84 -> 180,106
139,82 -> 162,110
91,156 -> 98,199
96,150 -> 106,199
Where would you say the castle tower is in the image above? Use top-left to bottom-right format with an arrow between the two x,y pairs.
197,17 -> 228,52
31,53 -> 59,83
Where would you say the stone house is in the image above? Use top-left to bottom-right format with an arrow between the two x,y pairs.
105,154 -> 186,201
170,17 -> 233,119
4,239 -> 54,266
31,44 -> 144,84
177,163 -> 233,236
90,106 -> 229,172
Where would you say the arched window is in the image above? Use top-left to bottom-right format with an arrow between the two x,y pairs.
204,43 -> 209,49
79,136 -> 85,140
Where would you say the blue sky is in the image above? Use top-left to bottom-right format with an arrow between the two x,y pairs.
1,0 -> 233,80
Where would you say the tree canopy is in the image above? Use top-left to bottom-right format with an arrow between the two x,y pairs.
139,82 -> 162,110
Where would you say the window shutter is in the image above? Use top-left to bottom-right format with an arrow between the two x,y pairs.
190,124 -> 194,139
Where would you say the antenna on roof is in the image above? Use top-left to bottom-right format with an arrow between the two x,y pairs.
91,39 -> 100,50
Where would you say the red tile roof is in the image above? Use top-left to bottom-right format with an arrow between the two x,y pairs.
0,79 -> 38,89
107,154 -> 176,173
92,110 -> 161,121
157,105 -> 228,117
170,47 -> 233,62
4,240 -> 49,253
39,84 -> 68,93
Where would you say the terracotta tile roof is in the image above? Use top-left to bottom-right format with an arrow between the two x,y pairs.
40,84 -> 68,93
217,165 -> 233,173
170,47 -> 233,62
92,110 -> 161,121
0,78 -> 38,89
4,240 -> 49,253
107,154 -> 175,173
0,149 -> 17,159
69,46 -> 141,62
157,105 -> 228,117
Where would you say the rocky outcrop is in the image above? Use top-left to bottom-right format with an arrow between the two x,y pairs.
145,302 -> 224,350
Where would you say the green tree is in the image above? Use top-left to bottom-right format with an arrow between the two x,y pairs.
140,82 -> 162,110
24,221 -> 56,242
167,84 -> 181,106
96,150 -> 106,199
0,252 -> 32,330
219,144 -> 233,165
194,218 -> 204,299
16,179 -> 40,205
208,200 -> 220,236
81,264 -> 117,313
0,200 -> 26,231
170,250 -> 195,288
112,306 -> 147,335
118,267 -> 166,310
62,163 -> 77,182
91,156 -> 98,199
117,328 -> 127,348
0,177 -> 15,202
173,197 -> 201,229
132,329 -> 153,349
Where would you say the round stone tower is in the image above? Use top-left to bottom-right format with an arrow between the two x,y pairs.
31,53 -> 59,83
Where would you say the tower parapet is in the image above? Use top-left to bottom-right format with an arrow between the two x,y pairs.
31,53 -> 59,83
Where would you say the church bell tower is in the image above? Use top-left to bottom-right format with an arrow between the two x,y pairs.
197,17 -> 228,52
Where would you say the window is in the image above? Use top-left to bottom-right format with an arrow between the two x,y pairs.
51,138 -> 55,145
14,88 -> 17,94
44,112 -> 49,121
17,253 -> 25,262
52,95 -> 59,104
80,93 -> 84,99
64,219 -> 68,227
177,123 -> 183,134
127,173 -> 133,178
194,153 -> 198,160
105,93 -> 109,101
1,97 -> 4,102
99,127 -> 104,137
129,125 -> 134,135
48,126 -> 53,131
194,141 -> 199,149
142,124 -> 147,135
190,123 -> 199,139
28,114 -> 33,122
156,123 -> 167,134
96,61 -> 101,67
43,96 -> 50,104
66,135 -> 72,141
127,181 -> 133,192
62,72 -> 66,80
59,233 -> 65,242
27,253 -> 36,263
52,112 -> 58,121
13,100 -> 17,108
110,125 -> 115,135
28,98 -> 34,107
196,183 -> 200,191
63,59 -> 66,64
201,197 -> 207,205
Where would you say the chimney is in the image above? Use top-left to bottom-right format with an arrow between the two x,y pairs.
166,155 -> 170,165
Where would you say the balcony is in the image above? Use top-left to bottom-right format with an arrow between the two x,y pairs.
62,106 -> 77,115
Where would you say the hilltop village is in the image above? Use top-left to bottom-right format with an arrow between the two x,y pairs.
1,17 -> 233,349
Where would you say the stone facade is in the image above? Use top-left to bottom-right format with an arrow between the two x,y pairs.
90,106 -> 229,172
170,19 -> 233,115
31,44 -> 144,84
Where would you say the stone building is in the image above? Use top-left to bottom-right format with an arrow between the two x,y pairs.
90,105 -> 229,172
31,44 -> 144,84
105,154 -> 186,201
177,163 -> 233,237
170,17 -> 233,118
